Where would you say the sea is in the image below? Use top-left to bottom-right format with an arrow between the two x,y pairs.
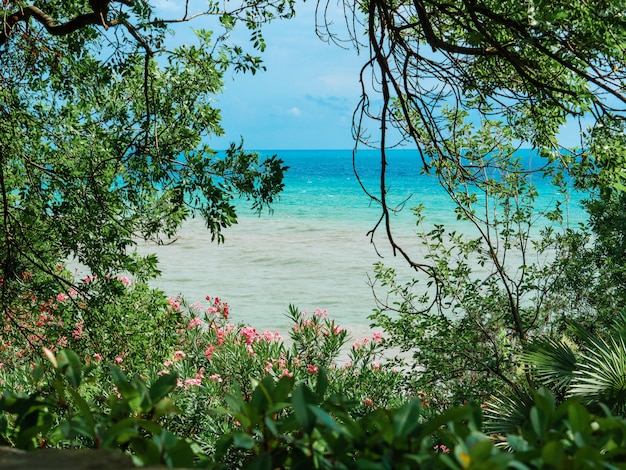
136,149 -> 589,336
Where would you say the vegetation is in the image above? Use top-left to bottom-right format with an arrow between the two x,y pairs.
3,0 -> 626,467
0,279 -> 403,466
0,0 -> 288,304
4,285 -> 626,468
316,0 -> 626,416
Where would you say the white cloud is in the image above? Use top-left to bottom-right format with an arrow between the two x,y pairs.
288,107 -> 302,117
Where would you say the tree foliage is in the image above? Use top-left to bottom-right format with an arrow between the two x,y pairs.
0,0 -> 290,298
314,0 -> 626,251
313,0 -> 626,404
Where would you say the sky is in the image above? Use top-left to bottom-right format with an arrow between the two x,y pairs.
157,0 -> 368,150
153,1 -> 586,152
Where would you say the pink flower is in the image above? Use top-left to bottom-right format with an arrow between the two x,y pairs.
313,308 -> 328,318
163,360 -> 173,367
364,398 -> 374,407
117,276 -> 131,287
279,369 -> 293,378
209,374 -> 223,383
307,364 -> 319,374
56,293 -> 69,302
173,350 -> 186,361
188,317 -> 202,329
240,326 -> 258,345
93,353 -> 102,363
115,356 -> 123,364
184,377 -> 202,387
73,321 -> 84,339
168,297 -> 181,310
372,332 -> 384,344
204,345 -> 217,360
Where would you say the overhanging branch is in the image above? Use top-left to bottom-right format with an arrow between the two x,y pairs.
0,0 -> 132,46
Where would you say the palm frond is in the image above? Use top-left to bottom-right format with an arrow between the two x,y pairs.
569,334 -> 626,414
483,386 -> 536,436
611,311 -> 626,339
522,336 -> 577,394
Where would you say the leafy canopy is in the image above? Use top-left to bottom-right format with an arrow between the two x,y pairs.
315,0 -> 626,405
318,0 -> 626,237
0,0 -> 291,290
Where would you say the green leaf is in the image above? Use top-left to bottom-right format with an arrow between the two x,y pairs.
315,368 -> 329,399
66,387 -> 95,434
567,402 -> 590,433
292,384 -> 316,434
541,441 -> 566,467
274,375 -> 295,403
56,350 -> 83,388
232,431 -> 255,449
530,407 -> 547,440
309,406 -> 347,436
219,14 -> 236,30
149,373 -> 177,403
392,399 -> 421,439
246,454 -> 272,470
102,417 -> 141,448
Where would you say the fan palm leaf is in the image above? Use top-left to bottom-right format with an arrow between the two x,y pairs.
569,334 -> 626,414
522,336 -> 578,395
482,386 -> 536,436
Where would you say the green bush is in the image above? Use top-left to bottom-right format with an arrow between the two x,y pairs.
0,273 -> 405,462
216,381 -> 626,469
3,344 -> 626,468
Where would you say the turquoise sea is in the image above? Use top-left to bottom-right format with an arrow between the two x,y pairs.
137,149 -> 588,335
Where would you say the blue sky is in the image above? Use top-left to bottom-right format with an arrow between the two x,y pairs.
158,0 -> 366,150
155,1 -> 585,152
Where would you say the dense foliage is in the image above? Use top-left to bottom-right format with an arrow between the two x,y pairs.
4,339 -> 626,468
0,0 -> 288,303
0,276 -> 405,466
313,0 -> 626,413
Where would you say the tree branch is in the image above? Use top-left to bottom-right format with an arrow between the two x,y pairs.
1,1 -> 132,46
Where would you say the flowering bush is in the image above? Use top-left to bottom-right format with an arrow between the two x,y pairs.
0,272 -> 406,456
149,303 -> 404,451
0,269 -> 184,375
5,272 -> 626,468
